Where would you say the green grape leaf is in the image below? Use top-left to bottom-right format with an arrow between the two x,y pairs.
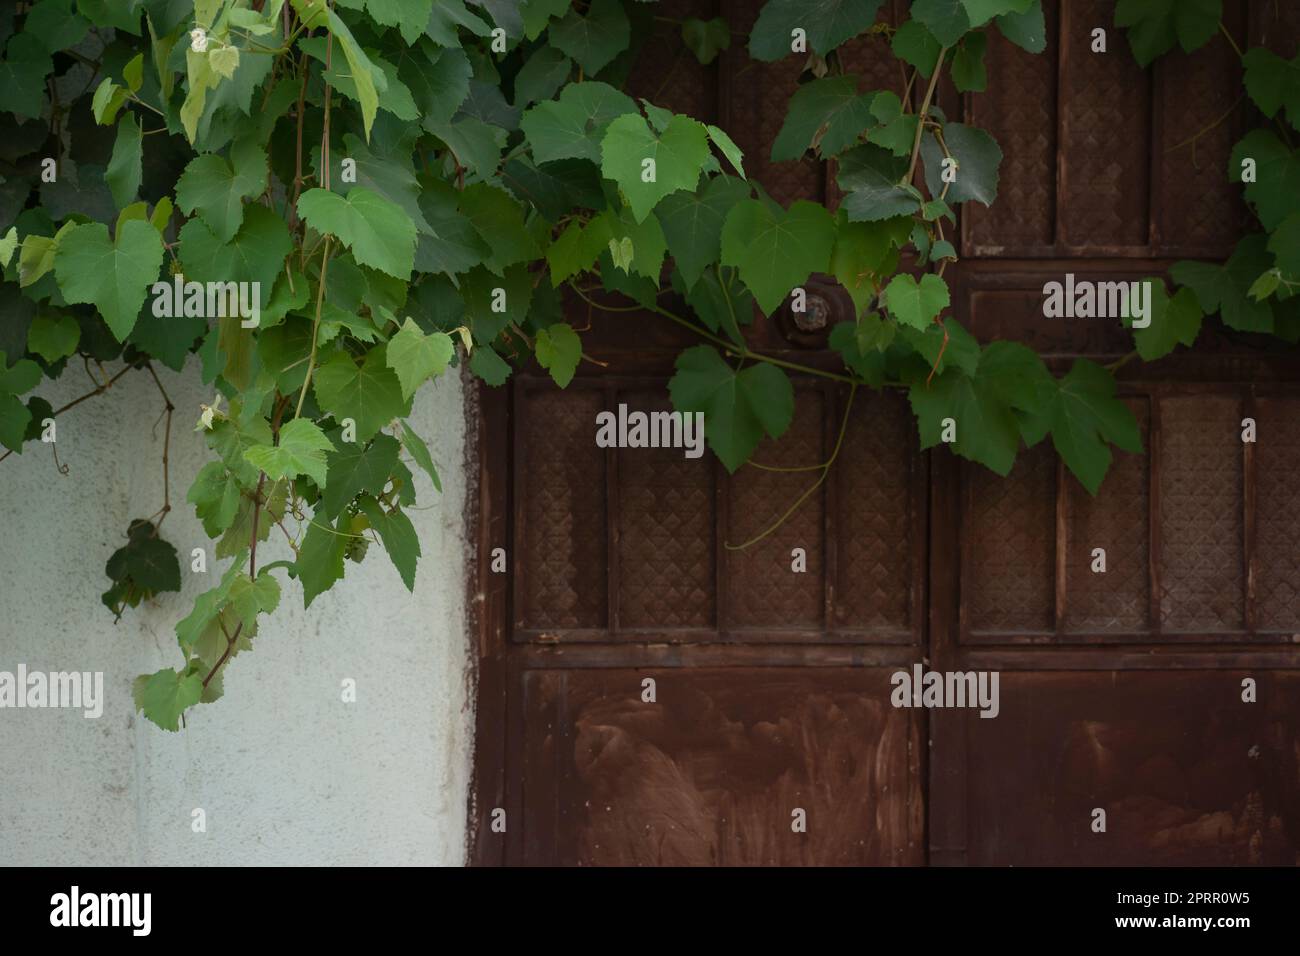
400,419 -> 441,492
920,123 -> 1002,206
1172,236 -> 1274,332
188,461 -> 243,537
883,272 -> 949,330
314,348 -> 410,442
295,511 -> 350,609
469,344 -> 512,385
1124,280 -> 1202,361
53,220 -> 164,341
297,187 -> 417,280
668,345 -> 794,472
414,184 -> 491,277
0,34 -> 53,120
26,312 -> 80,363
535,321 -> 582,387
1242,49 -> 1300,127
720,199 -> 836,315
829,214 -> 907,314
656,175 -> 752,290
457,183 -> 541,272
1115,0 -> 1221,67
323,432 -> 401,518
521,80 -> 638,165
749,0 -> 885,60
0,354 -> 43,396
706,124 -> 746,178
1231,130 -> 1300,231
386,317 -> 453,399
0,394 -> 31,452
909,364 -> 1021,476
243,418 -> 336,488
176,204 -> 293,309
514,46 -> 571,106
1022,359 -> 1143,495
1268,212 -> 1300,278
911,0 -> 971,46
133,666 -> 203,732
960,0 -> 1033,27
994,0 -> 1046,52
837,144 -> 921,221
891,18 -> 942,76
682,17 -> 731,65
601,112 -> 710,222
771,77 -> 875,162
105,113 -> 143,209
324,5 -> 383,139
358,496 -> 420,591
175,139 -> 270,243
104,520 -> 181,594
950,30 -> 988,92
549,0 -> 630,75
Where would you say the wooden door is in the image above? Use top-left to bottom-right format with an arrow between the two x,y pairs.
471,0 -> 1300,866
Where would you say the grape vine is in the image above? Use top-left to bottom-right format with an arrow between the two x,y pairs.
0,0 -> 1290,731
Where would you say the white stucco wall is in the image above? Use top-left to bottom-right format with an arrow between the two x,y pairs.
0,360 -> 475,866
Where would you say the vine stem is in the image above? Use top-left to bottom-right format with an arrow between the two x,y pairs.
0,363 -> 135,465
905,46 -> 949,185
144,362 -> 174,530
726,384 -> 857,551
567,281 -> 906,388
294,10 -> 335,419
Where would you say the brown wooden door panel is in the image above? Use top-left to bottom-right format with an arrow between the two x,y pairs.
959,671 -> 1300,866
471,0 -> 1300,866
518,668 -> 924,866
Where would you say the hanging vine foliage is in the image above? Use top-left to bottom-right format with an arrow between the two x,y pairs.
0,0 -> 1291,730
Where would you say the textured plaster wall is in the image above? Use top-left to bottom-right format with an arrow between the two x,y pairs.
0,361 -> 474,865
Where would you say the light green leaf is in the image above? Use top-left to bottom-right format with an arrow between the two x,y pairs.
0,227 -> 17,268
387,318 -> 453,399
883,272 -> 950,330
297,187 -> 416,279
601,112 -> 710,222
133,667 -> 203,732
706,125 -> 746,178
535,322 -> 581,387
243,418 -> 336,488
26,312 -> 80,363
54,220 -> 164,340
